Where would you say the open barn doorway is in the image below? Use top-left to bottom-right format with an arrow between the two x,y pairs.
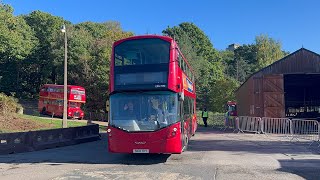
284,74 -> 320,119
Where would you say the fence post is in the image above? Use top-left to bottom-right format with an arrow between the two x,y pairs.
258,117 -> 262,134
289,119 -> 295,141
260,117 -> 264,134
234,117 -> 243,133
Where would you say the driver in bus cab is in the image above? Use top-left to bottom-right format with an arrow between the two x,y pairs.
149,97 -> 167,126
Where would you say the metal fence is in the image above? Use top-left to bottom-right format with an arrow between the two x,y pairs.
223,116 -> 320,148
238,116 -> 262,134
261,117 -> 291,135
291,119 -> 320,145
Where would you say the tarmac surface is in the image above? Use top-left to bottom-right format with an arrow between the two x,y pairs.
0,126 -> 319,180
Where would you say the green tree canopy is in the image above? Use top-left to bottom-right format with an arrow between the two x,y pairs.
255,34 -> 285,71
0,4 -> 38,96
51,21 -> 133,111
162,22 -> 225,109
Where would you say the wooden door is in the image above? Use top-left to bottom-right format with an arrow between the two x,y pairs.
253,77 -> 263,117
263,74 -> 285,118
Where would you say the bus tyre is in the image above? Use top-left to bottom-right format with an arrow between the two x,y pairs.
41,107 -> 46,115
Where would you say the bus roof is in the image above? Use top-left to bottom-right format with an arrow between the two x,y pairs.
113,35 -> 173,46
41,84 -> 85,90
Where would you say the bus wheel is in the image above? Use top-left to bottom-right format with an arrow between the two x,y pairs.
78,117 -> 82,120
41,107 -> 46,115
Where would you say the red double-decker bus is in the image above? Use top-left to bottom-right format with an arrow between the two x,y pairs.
38,84 -> 86,119
107,35 -> 197,154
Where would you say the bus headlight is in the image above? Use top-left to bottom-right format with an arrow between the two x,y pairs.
173,127 -> 177,136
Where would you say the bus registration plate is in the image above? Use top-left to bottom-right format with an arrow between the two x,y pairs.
133,149 -> 149,153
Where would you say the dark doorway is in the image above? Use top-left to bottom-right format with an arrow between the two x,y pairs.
284,74 -> 320,119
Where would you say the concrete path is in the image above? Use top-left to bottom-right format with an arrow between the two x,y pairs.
0,127 -> 319,180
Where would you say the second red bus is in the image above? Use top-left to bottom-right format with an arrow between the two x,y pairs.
38,84 -> 86,119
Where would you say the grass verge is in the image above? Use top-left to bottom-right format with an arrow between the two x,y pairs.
0,114 -> 87,133
20,114 -> 87,129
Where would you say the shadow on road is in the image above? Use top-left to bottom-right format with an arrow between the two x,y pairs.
191,127 -> 320,179
0,133 -> 170,165
278,159 -> 320,180
187,139 -> 314,154
188,126 -> 318,155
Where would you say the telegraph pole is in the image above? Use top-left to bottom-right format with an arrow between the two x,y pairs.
61,24 -> 68,128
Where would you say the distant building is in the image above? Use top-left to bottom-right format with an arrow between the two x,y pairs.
235,48 -> 320,118
226,43 -> 240,51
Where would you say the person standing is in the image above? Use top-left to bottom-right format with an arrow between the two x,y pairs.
202,108 -> 208,127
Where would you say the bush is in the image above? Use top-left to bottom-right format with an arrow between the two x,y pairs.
197,111 -> 225,128
0,93 -> 22,116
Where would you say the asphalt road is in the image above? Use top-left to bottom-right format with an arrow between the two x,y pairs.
0,127 -> 319,180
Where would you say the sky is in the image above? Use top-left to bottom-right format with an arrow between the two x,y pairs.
3,0 -> 320,53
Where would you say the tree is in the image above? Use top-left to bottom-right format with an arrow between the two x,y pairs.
51,21 -> 133,111
163,22 -> 218,62
255,34 -> 285,71
0,4 -> 38,96
233,45 -> 257,83
208,77 -> 239,112
225,37 -> 287,85
21,11 -> 65,97
162,22 -> 224,109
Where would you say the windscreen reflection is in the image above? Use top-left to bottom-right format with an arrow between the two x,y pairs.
110,92 -> 178,131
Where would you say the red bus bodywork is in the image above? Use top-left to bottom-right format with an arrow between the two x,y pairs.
38,84 -> 86,119
108,35 -> 197,154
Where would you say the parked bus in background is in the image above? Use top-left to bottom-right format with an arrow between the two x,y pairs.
107,35 -> 197,154
38,84 -> 86,120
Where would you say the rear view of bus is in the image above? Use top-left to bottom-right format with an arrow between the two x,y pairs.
107,35 -> 197,154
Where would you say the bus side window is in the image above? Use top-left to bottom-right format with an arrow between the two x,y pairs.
115,54 -> 123,66
182,60 -> 185,72
179,101 -> 183,120
178,53 -> 183,69
183,97 -> 190,118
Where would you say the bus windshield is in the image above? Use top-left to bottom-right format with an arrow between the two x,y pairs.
114,38 -> 170,66
110,91 -> 178,132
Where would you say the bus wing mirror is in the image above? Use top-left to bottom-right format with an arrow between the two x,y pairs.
178,92 -> 184,101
